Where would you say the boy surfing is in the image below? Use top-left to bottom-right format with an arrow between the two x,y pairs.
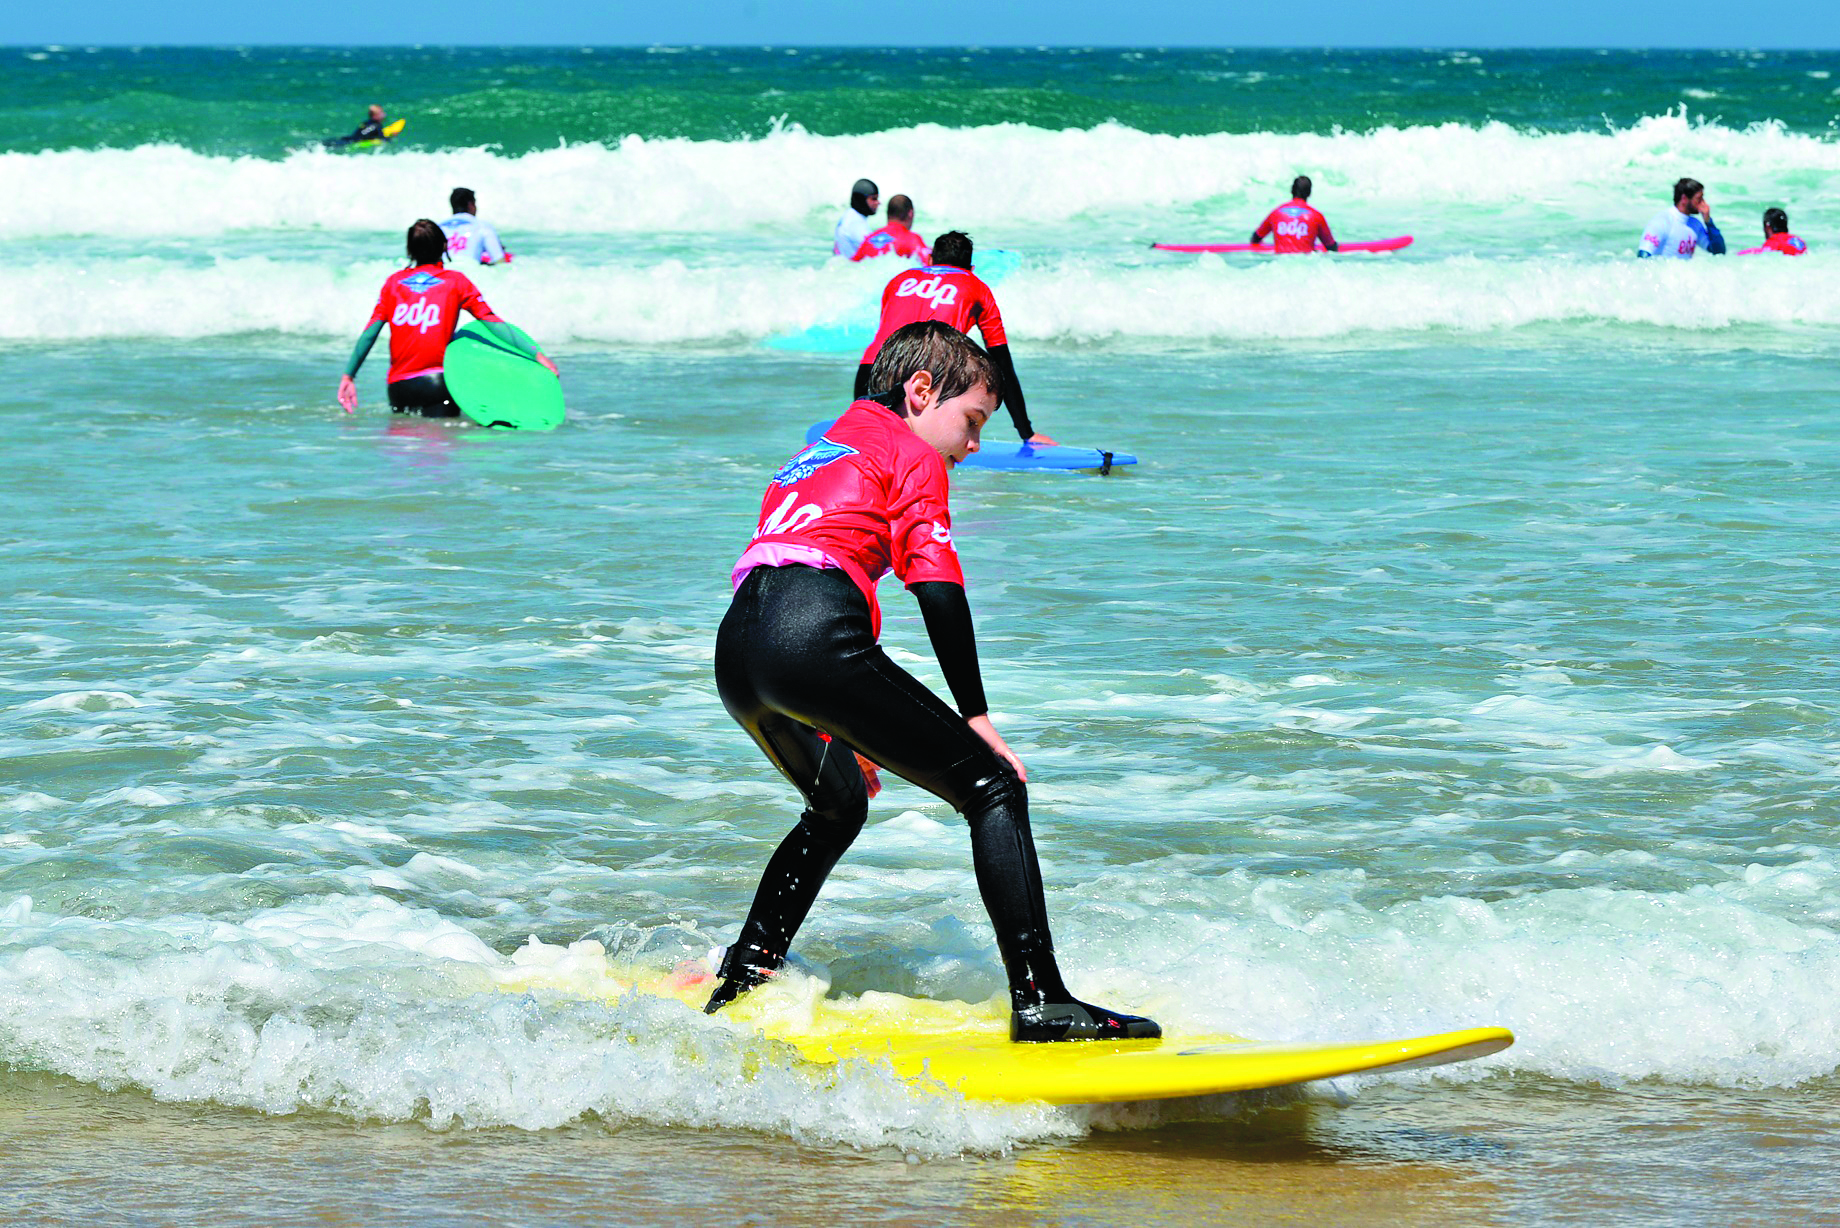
706,321 -> 1159,1043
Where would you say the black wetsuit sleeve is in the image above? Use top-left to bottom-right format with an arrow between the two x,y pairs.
343,320 -> 384,377
854,363 -> 873,399
987,343 -> 1034,441
909,580 -> 989,718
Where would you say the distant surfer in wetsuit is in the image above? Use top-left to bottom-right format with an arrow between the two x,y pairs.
1637,178 -> 1725,259
1756,207 -> 1807,255
705,320 -> 1160,1043
1252,176 -> 1338,253
833,178 -> 880,258
439,188 -> 510,265
853,231 -> 1056,446
851,195 -> 932,263
325,104 -> 392,148
337,219 -> 556,416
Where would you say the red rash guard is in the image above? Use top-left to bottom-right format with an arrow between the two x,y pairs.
366,265 -> 501,382
1764,232 -> 1808,255
851,221 -> 933,263
1253,199 -> 1336,254
733,399 -> 964,638
859,265 -> 1006,366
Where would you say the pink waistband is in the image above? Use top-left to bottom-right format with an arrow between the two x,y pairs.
390,366 -> 445,383
731,542 -> 844,590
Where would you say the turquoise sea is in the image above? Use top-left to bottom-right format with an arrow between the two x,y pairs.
3,46 -> 1840,1226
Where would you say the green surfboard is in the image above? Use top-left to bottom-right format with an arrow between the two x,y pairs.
443,323 -> 565,431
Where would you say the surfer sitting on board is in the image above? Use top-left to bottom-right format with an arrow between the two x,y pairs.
706,320 -> 1161,1043
1637,178 -> 1725,259
325,104 -> 392,148
337,219 -> 557,416
853,231 -> 1057,446
834,178 -> 881,257
851,194 -> 932,263
1252,176 -> 1339,253
1755,207 -> 1808,256
440,187 -> 510,265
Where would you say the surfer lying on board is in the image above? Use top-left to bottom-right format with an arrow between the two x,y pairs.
325,104 -> 392,148
1637,178 -> 1725,259
1251,176 -> 1338,253
852,231 -> 1056,446
337,219 -> 557,416
851,194 -> 932,263
707,320 -> 1160,1043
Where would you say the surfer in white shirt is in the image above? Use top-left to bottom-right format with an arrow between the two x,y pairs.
1637,177 -> 1725,260
439,188 -> 510,266
832,178 -> 880,257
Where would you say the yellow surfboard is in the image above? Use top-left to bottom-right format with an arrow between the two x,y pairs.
493,943 -> 1514,1106
381,118 -> 406,139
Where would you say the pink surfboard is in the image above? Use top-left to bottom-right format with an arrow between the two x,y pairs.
1152,236 -> 1414,254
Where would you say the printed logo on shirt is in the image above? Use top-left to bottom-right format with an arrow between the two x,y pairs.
755,491 -> 823,538
401,272 -> 443,294
772,437 -> 859,488
895,274 -> 960,310
391,300 -> 443,333
929,523 -> 953,546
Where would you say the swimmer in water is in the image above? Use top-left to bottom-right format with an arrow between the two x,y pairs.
1637,178 -> 1725,259
833,178 -> 881,258
1757,207 -> 1808,255
439,188 -> 510,265
325,104 -> 392,148
1252,176 -> 1338,253
851,194 -> 932,263
706,320 -> 1161,1043
337,219 -> 557,417
853,230 -> 1057,446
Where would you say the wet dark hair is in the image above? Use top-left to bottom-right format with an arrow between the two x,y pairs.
450,187 -> 476,213
866,321 -> 997,405
886,194 -> 915,224
1763,207 -> 1789,236
932,231 -> 974,270
1674,177 -> 1705,205
850,177 -> 879,217
1291,175 -> 1313,199
407,218 -> 447,265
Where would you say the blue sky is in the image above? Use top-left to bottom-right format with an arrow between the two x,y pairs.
6,0 -> 1836,48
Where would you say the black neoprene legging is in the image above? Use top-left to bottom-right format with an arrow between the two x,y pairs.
712,563 -> 1075,1013
387,373 -> 460,417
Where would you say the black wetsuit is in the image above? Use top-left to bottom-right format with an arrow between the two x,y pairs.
709,561 -> 1159,1042
386,373 -> 459,417
325,118 -> 386,147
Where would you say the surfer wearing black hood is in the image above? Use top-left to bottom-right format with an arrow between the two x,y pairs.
832,178 -> 880,257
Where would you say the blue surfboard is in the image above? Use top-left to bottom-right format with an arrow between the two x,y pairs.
803,419 -> 1135,474
765,250 -> 1023,354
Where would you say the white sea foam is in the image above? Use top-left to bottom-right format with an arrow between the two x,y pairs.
4,110 -> 1835,240
2,247 -> 1832,345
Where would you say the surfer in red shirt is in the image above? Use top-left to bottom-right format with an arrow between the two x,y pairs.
337,219 -> 556,416
1251,175 -> 1339,254
853,231 -> 1055,445
851,194 -> 933,263
706,320 -> 1160,1044
1759,207 -> 1808,255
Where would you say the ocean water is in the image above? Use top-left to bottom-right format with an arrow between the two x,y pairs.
3,46 -> 1840,1227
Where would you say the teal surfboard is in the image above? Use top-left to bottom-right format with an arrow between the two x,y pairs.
443,323 -> 565,431
765,250 -> 1023,354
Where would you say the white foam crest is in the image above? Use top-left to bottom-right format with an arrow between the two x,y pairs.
6,246 -> 1835,345
0,895 -> 1068,1152
6,111 -> 1838,239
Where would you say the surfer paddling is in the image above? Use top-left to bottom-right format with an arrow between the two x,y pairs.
853,231 -> 1057,446
706,321 -> 1160,1043
1251,175 -> 1338,253
337,219 -> 556,416
325,104 -> 393,148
